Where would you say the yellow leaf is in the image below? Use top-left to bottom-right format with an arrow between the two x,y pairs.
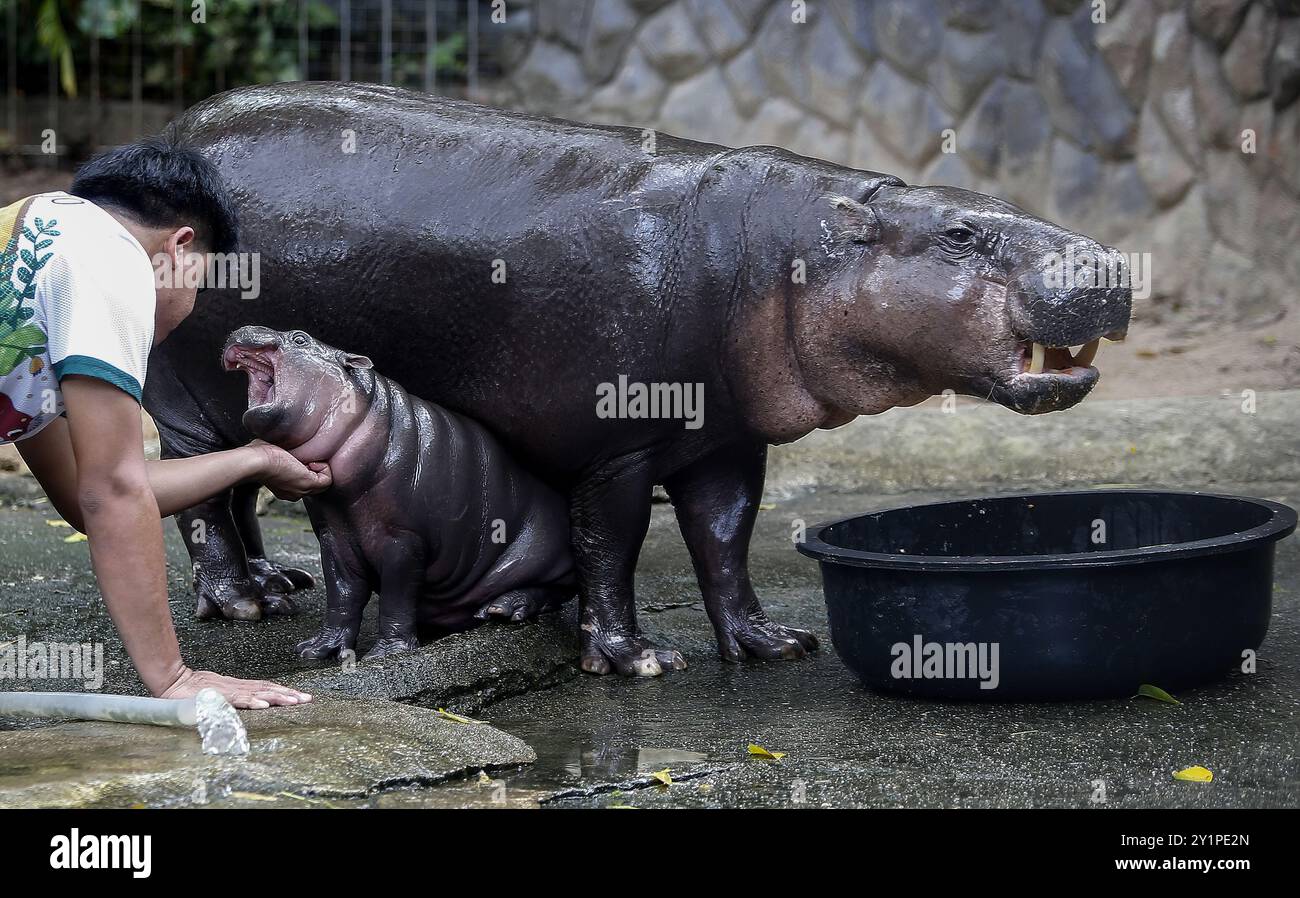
748,743 -> 786,760
63,532 -> 87,543
650,768 -> 672,786
608,803 -> 637,809
436,708 -> 478,724
1173,766 -> 1213,783
275,791 -> 336,807
1135,684 -> 1181,705
697,782 -> 714,793
44,519 -> 70,528
477,770 -> 492,785
758,503 -> 776,511
229,791 -> 279,802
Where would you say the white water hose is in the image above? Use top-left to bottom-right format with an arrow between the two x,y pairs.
0,687 -> 249,755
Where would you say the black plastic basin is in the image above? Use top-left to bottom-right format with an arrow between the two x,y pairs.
797,490 -> 1296,700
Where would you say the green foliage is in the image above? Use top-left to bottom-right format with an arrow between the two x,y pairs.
12,0 -> 471,102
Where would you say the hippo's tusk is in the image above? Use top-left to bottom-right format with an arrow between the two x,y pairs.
1029,342 -> 1045,375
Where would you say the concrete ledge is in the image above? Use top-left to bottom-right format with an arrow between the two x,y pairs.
0,693 -> 535,809
286,607 -> 580,715
766,390 -> 1300,496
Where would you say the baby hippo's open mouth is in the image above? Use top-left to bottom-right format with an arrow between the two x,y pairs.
222,343 -> 280,410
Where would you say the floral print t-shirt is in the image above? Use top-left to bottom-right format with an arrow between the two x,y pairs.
0,192 -> 154,443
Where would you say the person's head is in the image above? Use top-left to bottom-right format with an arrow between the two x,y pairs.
71,136 -> 239,345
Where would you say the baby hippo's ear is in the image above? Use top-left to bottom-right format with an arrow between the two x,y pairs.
342,353 -> 374,370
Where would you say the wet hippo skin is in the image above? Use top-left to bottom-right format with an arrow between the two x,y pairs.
145,82 -> 1131,676
223,326 -> 575,662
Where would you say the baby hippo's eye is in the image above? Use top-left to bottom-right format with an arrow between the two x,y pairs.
291,332 -> 309,346
944,226 -> 976,244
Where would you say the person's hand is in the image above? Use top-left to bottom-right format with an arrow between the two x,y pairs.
247,440 -> 332,499
160,666 -> 312,710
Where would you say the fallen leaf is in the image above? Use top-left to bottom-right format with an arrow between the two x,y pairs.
44,519 -> 70,528
758,503 -> 776,511
477,770 -> 492,785
63,533 -> 88,543
748,743 -> 786,761
229,791 -> 278,802
607,803 -> 637,809
275,791 -> 337,808
435,708 -> 479,724
1173,766 -> 1213,783
697,782 -> 714,793
650,768 -> 672,786
1135,684 -> 1181,705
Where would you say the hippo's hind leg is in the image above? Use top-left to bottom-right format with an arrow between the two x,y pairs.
474,581 -> 575,623
664,441 -> 818,663
571,455 -> 686,677
230,483 -> 314,615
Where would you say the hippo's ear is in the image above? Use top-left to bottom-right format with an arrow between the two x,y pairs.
829,195 -> 882,244
342,353 -> 374,370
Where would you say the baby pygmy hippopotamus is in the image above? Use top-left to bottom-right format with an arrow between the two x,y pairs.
222,326 -> 575,661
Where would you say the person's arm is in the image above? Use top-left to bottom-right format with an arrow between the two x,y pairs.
19,417 -> 330,530
52,376 -> 310,708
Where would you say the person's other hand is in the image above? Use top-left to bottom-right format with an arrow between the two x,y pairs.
248,440 -> 332,499
160,667 -> 312,709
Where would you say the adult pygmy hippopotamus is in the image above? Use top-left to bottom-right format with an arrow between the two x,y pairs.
223,326 -> 574,661
145,82 -> 1132,677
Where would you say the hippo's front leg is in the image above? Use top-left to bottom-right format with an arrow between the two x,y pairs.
664,442 -> 818,662
231,483 -> 315,610
176,493 -> 266,622
364,536 -> 424,660
571,455 -> 687,677
296,536 -> 369,661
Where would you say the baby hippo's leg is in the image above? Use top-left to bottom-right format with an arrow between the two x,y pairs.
296,552 -> 369,661
363,538 -> 425,660
475,582 -> 575,623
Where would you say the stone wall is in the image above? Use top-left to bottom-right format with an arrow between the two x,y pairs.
483,0 -> 1300,328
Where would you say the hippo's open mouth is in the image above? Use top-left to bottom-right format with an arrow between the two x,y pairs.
1016,338 -> 1101,377
223,344 -> 279,410
987,328 -> 1125,414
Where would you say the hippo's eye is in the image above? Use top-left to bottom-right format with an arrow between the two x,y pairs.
291,332 -> 308,346
944,226 -> 976,244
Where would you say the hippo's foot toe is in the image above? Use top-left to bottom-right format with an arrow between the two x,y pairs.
248,556 -> 316,595
193,574 -> 264,622
474,586 -> 570,623
363,636 -> 420,661
580,632 -> 688,677
295,629 -> 354,660
716,610 -> 819,663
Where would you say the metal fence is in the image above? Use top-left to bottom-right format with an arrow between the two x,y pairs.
2,0 -> 508,159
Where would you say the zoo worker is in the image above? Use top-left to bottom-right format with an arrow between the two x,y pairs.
0,139 -> 328,709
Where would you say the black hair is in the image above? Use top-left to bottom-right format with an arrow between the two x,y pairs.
70,136 -> 239,254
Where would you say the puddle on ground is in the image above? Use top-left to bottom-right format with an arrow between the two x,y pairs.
562,745 -> 708,780
482,708 -> 711,791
